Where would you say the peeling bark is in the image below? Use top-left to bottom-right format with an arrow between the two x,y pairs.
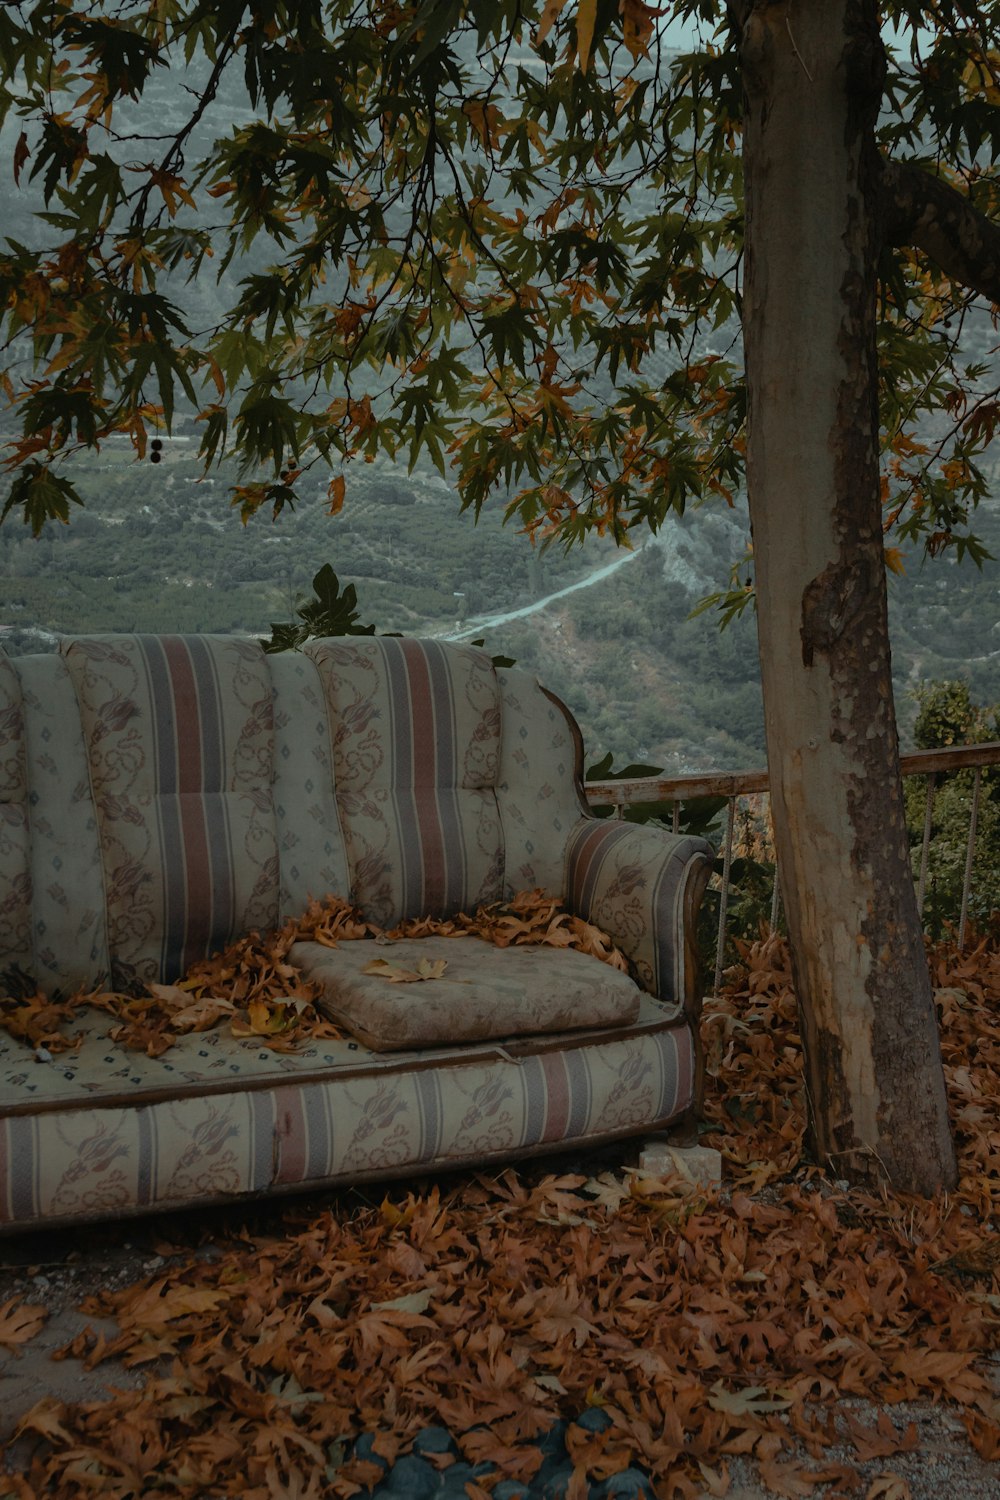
739,0 -> 958,1194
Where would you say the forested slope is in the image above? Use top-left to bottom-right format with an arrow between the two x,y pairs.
1,50 -> 998,775
4,438 -> 999,772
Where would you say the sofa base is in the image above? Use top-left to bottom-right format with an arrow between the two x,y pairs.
0,999 -> 695,1232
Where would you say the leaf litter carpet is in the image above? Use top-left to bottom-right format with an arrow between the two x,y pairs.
3,923 -> 1000,1498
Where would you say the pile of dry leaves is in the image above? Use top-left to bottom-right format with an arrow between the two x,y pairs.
3,931 -> 1000,1498
0,890 -> 628,1058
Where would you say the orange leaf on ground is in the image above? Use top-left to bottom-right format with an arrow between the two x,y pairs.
865,1477 -> 912,1500
961,1410 -> 1000,1459
758,1456 -> 823,1497
846,1411 -> 919,1461
0,1296 -> 47,1351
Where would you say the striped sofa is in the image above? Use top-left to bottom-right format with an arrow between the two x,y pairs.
0,634 -> 713,1230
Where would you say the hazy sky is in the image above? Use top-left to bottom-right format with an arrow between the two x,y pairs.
660,12 -> 717,50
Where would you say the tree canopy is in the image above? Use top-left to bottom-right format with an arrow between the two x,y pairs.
0,0 -> 997,565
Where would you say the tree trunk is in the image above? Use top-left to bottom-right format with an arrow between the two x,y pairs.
739,0 -> 958,1194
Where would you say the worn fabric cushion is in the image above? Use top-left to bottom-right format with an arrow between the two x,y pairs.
567,819 -> 712,1005
304,638 -> 503,926
0,991 -> 694,1229
62,635 -> 280,986
12,654 -> 111,992
268,651 -> 352,918
0,650 -> 32,976
495,666 -> 587,899
290,934 -> 641,1051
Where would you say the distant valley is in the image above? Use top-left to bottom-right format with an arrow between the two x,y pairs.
3,437 -> 1000,776
2,55 -> 999,777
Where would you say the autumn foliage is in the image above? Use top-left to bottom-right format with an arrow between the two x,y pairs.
4,929 -> 1000,1497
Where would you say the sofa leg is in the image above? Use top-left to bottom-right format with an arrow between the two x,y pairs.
663,1108 -> 699,1148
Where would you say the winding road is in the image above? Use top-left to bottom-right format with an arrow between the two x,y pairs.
439,544 -> 644,642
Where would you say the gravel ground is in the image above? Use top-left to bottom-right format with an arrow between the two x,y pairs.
1,1175 -> 999,1499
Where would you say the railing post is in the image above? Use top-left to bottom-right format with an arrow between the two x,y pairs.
958,767 -> 982,951
713,797 -> 736,995
916,773 -> 936,918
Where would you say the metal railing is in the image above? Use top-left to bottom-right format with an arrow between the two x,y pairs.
585,741 -> 1000,991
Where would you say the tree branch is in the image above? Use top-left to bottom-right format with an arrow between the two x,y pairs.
882,157 -> 1000,305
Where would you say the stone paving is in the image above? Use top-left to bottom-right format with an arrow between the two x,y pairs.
351,1415 -> 656,1499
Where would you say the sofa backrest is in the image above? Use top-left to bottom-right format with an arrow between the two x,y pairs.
495,665 -> 589,897
3,651 -> 111,993
268,651 -> 351,921
61,635 -> 282,988
304,637 -> 504,926
0,635 -> 589,992
0,651 -> 32,980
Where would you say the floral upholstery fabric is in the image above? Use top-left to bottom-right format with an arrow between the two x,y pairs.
0,991 -> 691,1229
495,667 -> 588,899
13,654 -> 110,991
0,651 -> 26,802
304,638 -> 503,926
0,1092 -> 276,1226
61,635 -> 280,987
0,651 -> 31,975
290,935 -> 641,1051
269,652 -> 351,918
566,819 -> 713,1005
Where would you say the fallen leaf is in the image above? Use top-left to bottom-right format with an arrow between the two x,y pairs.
961,1410 -> 1000,1460
370,1290 -> 433,1314
846,1411 -> 919,1461
0,1297 -> 47,1352
698,1460 -> 731,1497
708,1382 -> 794,1418
935,1235 -> 1000,1278
865,1477 -> 912,1500
14,1396 -> 74,1443
758,1457 -> 823,1497
117,1280 -> 235,1333
360,956 -> 449,983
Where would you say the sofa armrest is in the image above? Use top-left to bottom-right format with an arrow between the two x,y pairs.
564,817 -> 714,1024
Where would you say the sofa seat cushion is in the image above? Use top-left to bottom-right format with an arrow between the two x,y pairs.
289,935 -> 641,1052
0,997 -> 693,1229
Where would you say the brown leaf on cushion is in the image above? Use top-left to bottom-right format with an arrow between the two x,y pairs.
360,957 -> 450,983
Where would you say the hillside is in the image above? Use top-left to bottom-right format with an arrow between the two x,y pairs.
4,435 -> 1000,774
2,50 -> 999,776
